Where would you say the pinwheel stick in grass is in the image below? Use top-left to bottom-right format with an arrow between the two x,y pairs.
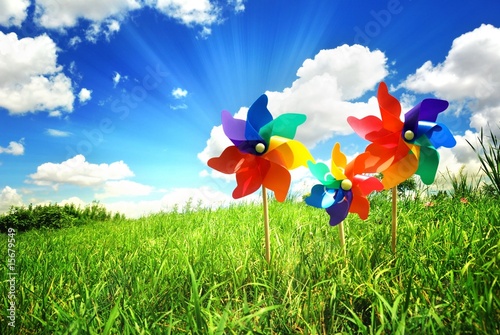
208,94 -> 312,263
347,82 -> 456,252
305,143 -> 383,253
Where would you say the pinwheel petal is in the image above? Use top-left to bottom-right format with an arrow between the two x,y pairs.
419,99 -> 449,123
221,110 -> 266,155
232,156 -> 269,199
381,152 -> 419,189
266,136 -> 313,169
307,161 -> 340,187
326,192 -> 352,226
261,161 -> 291,202
347,115 -> 384,141
207,146 -> 247,174
349,190 -> 370,220
353,175 -> 384,196
246,94 -> 273,141
378,82 -> 403,133
306,185 -> 329,208
331,143 -> 347,180
427,122 -> 456,148
259,113 -> 307,144
415,145 -> 439,185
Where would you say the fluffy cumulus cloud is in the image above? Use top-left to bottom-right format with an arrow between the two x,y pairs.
0,140 -> 25,155
103,186 -> 243,218
31,0 -> 243,41
150,0 -> 220,27
28,154 -> 134,189
0,186 -> 23,213
198,44 -> 388,165
0,32 -> 75,115
401,24 -> 500,134
0,0 -> 29,27
78,88 -> 92,103
172,87 -> 188,99
35,0 -> 141,29
95,180 -> 154,199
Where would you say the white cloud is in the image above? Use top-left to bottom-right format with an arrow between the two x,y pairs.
401,24 -> 500,135
113,72 -> 121,86
35,0 -> 141,29
0,186 -> 23,213
0,32 -> 75,115
59,196 -> 87,208
229,0 -> 245,12
170,103 -> 188,110
198,44 -> 388,166
28,154 -> 134,189
151,0 -> 220,27
103,185 -> 245,218
78,88 -> 92,103
172,87 -> 188,99
95,180 -> 154,199
86,19 -> 122,42
46,129 -> 72,137
0,140 -> 24,155
0,0 -> 29,27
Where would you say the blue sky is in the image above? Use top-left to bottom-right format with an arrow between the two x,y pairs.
0,0 -> 499,217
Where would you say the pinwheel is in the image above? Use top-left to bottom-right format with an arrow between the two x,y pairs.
305,143 -> 383,250
347,82 -> 456,252
207,94 -> 312,262
347,82 -> 456,188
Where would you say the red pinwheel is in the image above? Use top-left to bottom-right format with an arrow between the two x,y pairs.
347,82 -> 456,189
305,143 -> 383,226
207,94 -> 313,201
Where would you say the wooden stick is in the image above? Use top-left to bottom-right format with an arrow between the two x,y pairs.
262,185 -> 271,263
338,221 -> 346,257
391,187 -> 397,253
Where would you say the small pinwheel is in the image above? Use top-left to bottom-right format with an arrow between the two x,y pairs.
347,82 -> 456,189
207,94 -> 312,202
305,143 -> 384,226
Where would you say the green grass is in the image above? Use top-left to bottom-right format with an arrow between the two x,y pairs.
1,196 -> 499,334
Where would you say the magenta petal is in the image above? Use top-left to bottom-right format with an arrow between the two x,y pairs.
222,110 -> 246,145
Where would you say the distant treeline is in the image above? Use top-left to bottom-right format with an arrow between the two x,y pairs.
0,202 -> 124,233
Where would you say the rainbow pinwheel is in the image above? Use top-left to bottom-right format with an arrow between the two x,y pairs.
207,94 -> 313,202
347,82 -> 456,189
305,143 -> 384,226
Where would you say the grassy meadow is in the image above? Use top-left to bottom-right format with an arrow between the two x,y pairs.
1,191 -> 499,334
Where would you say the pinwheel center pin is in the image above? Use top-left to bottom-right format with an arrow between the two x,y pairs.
341,179 -> 352,191
404,130 -> 415,141
255,142 -> 266,154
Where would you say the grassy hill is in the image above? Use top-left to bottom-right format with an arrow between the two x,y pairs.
1,194 -> 499,334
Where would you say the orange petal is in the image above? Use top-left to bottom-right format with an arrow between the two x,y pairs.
262,161 -> 291,202
381,154 -> 418,189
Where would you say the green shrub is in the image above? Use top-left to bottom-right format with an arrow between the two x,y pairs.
0,202 -> 119,233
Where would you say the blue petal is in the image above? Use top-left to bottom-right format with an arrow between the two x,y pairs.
305,184 -> 327,208
246,95 -> 273,141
